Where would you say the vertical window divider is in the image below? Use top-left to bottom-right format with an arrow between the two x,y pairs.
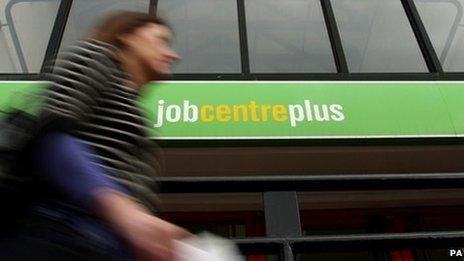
5,0 -> 29,73
41,0 -> 73,73
319,0 -> 349,76
149,0 -> 158,16
401,0 -> 443,75
237,0 -> 251,75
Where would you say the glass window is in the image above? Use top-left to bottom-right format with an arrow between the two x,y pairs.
245,0 -> 336,73
414,0 -> 464,72
60,0 -> 149,51
332,0 -> 428,73
157,0 -> 241,73
0,0 -> 60,73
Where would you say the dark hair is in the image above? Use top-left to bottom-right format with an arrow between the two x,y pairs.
89,11 -> 169,49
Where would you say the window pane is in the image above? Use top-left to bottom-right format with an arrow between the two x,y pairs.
0,0 -> 60,73
332,0 -> 428,73
414,0 -> 464,72
157,0 -> 241,73
245,0 -> 336,73
60,0 -> 149,51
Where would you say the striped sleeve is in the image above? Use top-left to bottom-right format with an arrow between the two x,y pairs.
40,41 -> 116,132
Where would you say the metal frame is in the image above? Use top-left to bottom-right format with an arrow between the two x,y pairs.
416,0 -> 463,66
401,0 -> 444,73
156,136 -> 464,148
40,0 -> 72,73
152,173 -> 464,193
320,0 -> 348,75
1,0 -> 72,75
149,0 -> 158,16
1,0 -> 464,80
234,231 -> 464,259
169,72 -> 440,81
154,173 -> 464,260
263,191 -> 301,237
166,0 -> 458,81
5,0 -> 33,73
40,0 -> 72,71
236,0 -> 250,75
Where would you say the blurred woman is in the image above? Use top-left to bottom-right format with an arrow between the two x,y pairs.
0,11 -> 187,261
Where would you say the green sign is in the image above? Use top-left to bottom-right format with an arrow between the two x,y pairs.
2,81 -> 464,139
139,81 -> 464,139
0,81 -> 46,115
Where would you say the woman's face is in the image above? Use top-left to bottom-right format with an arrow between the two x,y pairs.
122,23 -> 179,79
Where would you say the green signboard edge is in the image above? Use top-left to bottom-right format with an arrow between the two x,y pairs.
1,81 -> 463,140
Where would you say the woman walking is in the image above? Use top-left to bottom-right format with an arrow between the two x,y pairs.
0,11 -> 187,261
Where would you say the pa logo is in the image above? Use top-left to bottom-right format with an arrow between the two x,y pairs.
450,249 -> 463,257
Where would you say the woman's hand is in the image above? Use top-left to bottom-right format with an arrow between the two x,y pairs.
93,189 -> 191,261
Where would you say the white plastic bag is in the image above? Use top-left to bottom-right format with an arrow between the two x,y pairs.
174,232 -> 245,261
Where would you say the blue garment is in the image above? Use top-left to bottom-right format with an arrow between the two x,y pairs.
33,132 -> 132,258
35,132 -> 129,208
0,213 -> 129,261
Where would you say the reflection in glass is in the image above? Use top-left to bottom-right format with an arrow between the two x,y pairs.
157,0 -> 241,73
60,0 -> 149,51
414,0 -> 464,71
245,0 -> 336,73
332,0 -> 428,73
0,0 -> 60,73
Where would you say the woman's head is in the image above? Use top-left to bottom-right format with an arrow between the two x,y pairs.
89,11 -> 179,84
